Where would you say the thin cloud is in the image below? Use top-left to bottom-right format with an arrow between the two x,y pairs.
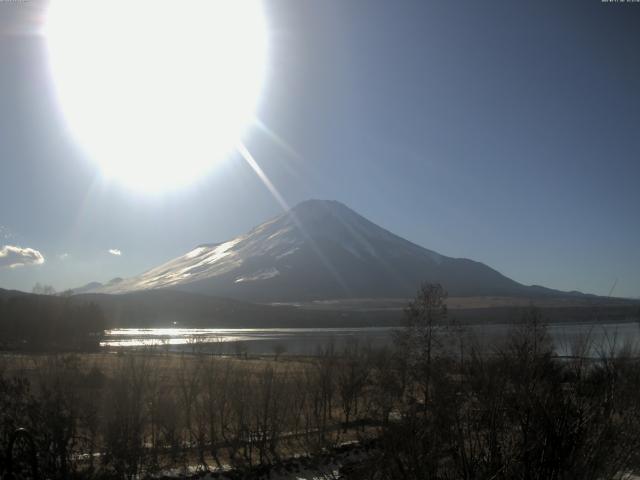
108,249 -> 122,256
0,226 -> 14,241
58,253 -> 70,260
0,245 -> 45,268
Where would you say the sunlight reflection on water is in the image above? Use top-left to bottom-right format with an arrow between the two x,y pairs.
100,323 -> 640,356
101,327 -> 395,348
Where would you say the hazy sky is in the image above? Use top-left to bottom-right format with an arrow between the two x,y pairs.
0,0 -> 639,298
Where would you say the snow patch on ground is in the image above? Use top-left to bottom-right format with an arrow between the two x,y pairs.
276,247 -> 299,260
235,267 -> 280,283
155,440 -> 374,479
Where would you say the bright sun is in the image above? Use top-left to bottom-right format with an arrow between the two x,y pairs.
45,0 -> 267,191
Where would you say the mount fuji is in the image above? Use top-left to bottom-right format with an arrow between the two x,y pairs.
82,199 -> 576,302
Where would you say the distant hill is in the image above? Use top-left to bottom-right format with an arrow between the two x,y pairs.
80,199 -> 596,302
0,288 -> 105,350
1,288 -> 637,329
71,290 -> 403,328
0,288 -> 29,299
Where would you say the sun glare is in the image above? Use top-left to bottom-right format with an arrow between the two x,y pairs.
45,0 -> 267,191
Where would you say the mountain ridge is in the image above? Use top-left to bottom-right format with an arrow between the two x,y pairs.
78,199 -> 590,302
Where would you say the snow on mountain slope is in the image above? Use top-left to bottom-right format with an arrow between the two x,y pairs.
89,199 -> 560,301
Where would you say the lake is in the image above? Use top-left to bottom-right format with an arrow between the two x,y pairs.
101,321 -> 640,356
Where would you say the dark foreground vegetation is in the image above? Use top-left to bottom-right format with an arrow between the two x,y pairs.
0,293 -> 105,351
1,284 -> 640,479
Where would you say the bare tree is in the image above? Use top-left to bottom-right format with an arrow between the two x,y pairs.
103,355 -> 151,479
32,283 -> 57,295
273,343 -> 286,361
175,355 -> 203,467
395,282 -> 448,409
338,339 -> 369,431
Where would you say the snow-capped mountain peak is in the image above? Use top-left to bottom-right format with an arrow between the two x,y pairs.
85,199 -> 543,301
